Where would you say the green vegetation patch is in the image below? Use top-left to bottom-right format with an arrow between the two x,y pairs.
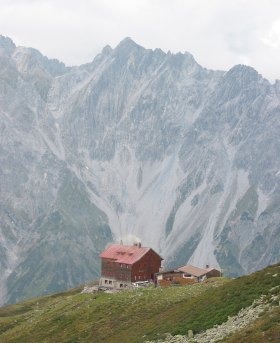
225,305 -> 280,343
0,264 -> 279,343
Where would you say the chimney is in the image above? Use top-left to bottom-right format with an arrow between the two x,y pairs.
206,264 -> 209,269
138,242 -> 141,248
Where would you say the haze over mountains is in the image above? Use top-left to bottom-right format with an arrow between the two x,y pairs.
1,35 -> 280,305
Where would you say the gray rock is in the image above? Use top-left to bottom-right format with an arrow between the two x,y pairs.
1,36 -> 280,304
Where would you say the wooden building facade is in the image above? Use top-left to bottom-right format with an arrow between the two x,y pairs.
99,243 -> 163,289
156,264 -> 222,286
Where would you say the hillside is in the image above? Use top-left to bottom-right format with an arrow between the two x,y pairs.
0,263 -> 279,343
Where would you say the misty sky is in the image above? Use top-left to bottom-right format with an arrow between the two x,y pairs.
0,0 -> 280,81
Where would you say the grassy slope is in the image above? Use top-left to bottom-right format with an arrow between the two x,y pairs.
224,306 -> 280,343
223,294 -> 280,343
0,263 -> 279,343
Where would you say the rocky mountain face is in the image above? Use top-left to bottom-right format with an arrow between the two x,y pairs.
1,35 -> 280,305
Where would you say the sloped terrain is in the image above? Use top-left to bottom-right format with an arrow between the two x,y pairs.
0,263 -> 279,343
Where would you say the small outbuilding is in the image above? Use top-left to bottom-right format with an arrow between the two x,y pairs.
156,264 -> 222,285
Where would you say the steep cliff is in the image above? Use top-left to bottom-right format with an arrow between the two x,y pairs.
1,35 -> 279,304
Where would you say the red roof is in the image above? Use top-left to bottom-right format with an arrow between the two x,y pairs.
100,243 -> 160,265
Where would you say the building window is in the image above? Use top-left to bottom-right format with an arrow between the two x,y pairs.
105,280 -> 108,284
109,280 -> 112,285
120,283 -> 123,288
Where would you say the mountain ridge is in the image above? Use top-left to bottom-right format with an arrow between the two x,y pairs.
1,36 -> 280,305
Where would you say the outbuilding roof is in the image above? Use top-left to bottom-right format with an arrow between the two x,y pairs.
177,264 -> 208,277
99,243 -> 162,265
